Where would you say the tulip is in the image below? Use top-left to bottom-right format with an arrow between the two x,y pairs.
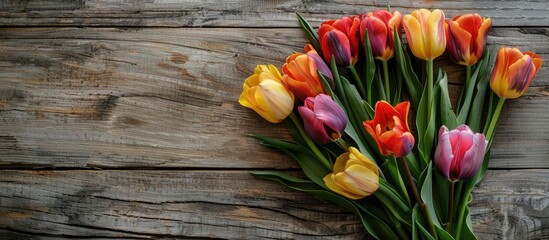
446,14 -> 492,66
318,15 -> 361,66
323,147 -> 379,199
298,94 -> 347,144
490,47 -> 542,99
434,125 -> 487,181
403,9 -> 446,60
363,101 -> 414,157
239,65 -> 295,123
360,10 -> 402,61
282,44 -> 333,101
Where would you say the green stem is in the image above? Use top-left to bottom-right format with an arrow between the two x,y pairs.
454,192 -> 469,240
335,138 -> 349,151
426,60 -> 434,120
399,157 -> 438,240
382,60 -> 391,102
348,65 -> 367,100
485,97 -> 506,143
289,113 -> 332,170
446,180 -> 456,233
458,65 -> 472,112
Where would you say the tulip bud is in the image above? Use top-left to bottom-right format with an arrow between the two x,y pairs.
445,14 -> 492,66
318,16 -> 361,66
239,65 -> 295,123
323,147 -> 379,199
363,101 -> 414,157
434,125 -> 487,181
360,10 -> 402,61
282,44 -> 333,101
298,94 -> 347,144
403,9 -> 446,60
490,47 -> 542,99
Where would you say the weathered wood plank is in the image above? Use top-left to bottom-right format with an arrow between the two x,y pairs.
0,27 -> 547,169
0,170 -> 547,239
0,0 -> 548,27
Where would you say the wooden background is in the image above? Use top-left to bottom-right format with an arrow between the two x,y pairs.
0,0 -> 548,239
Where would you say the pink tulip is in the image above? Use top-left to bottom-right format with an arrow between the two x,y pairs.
434,125 -> 487,181
298,94 -> 347,144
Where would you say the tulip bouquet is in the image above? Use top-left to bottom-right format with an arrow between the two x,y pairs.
239,8 -> 542,240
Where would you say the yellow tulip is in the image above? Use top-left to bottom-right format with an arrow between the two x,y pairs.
403,9 -> 446,60
323,147 -> 379,199
239,65 -> 295,123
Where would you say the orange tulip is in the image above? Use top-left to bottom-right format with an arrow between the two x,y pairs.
282,44 -> 333,101
360,10 -> 402,61
239,65 -> 295,123
363,101 -> 415,158
490,47 -> 542,99
446,14 -> 492,66
403,9 -> 446,60
318,15 -> 361,66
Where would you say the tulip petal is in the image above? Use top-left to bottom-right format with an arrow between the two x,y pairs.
313,94 -> 347,135
256,80 -> 295,122
447,21 -> 473,65
457,133 -> 487,180
434,126 -> 453,179
524,52 -> 543,76
298,106 -> 332,144
323,174 -> 364,199
475,17 -> 492,61
339,165 -> 379,195
348,147 -> 379,175
507,55 -> 535,96
403,14 -> 426,60
425,9 -> 446,59
322,30 -> 352,66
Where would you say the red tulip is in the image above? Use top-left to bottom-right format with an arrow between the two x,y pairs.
282,44 -> 333,101
434,125 -> 487,181
360,10 -> 402,61
445,14 -> 492,66
363,101 -> 414,157
318,15 -> 361,66
490,47 -> 542,99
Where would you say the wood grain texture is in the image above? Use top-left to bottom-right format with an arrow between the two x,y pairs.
0,27 -> 547,169
0,0 -> 548,27
0,170 -> 547,239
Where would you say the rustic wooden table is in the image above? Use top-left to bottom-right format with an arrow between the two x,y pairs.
0,1 -> 548,239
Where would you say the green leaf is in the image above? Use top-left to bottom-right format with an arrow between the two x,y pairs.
318,71 -> 335,97
416,78 -> 436,168
467,46 -> 495,132
435,225 -> 456,240
454,192 -> 477,240
296,13 -> 322,57
382,156 -> 411,207
394,28 -> 421,108
376,179 -> 413,227
250,135 -> 330,187
413,205 -> 435,240
436,72 -> 458,129
363,30 -> 376,104
340,76 -> 377,161
405,154 -> 422,180
419,162 -> 443,228
252,170 -> 399,240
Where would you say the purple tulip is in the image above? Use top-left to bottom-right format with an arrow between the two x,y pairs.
434,125 -> 488,181
298,94 -> 348,144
